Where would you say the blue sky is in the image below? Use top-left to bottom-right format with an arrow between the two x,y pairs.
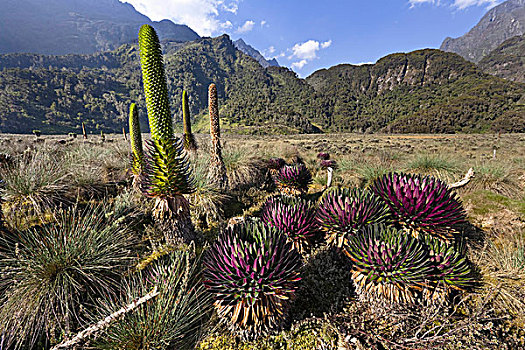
120,0 -> 501,77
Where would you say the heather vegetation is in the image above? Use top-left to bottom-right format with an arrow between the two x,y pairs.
0,25 -> 524,350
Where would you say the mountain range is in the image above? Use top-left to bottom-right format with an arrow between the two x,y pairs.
441,0 -> 525,63
233,39 -> 279,69
0,0 -> 200,55
479,33 -> 525,83
0,35 -> 523,135
0,0 -> 523,134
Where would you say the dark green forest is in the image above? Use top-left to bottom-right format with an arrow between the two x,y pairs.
0,35 -> 524,134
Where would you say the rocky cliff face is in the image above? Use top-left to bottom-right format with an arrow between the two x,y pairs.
233,39 -> 279,68
307,50 -> 476,95
0,0 -> 199,55
479,34 -> 525,82
440,0 -> 525,63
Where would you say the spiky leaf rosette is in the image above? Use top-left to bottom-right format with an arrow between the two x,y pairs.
141,137 -> 195,199
320,159 -> 337,170
344,224 -> 432,304
274,164 -> 312,196
203,221 -> 302,340
422,235 -> 474,303
129,103 -> 144,176
138,24 -> 173,141
317,188 -> 391,248
182,90 -> 198,151
261,196 -> 319,253
370,172 -> 466,241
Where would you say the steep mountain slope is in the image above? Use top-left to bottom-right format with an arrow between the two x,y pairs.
0,35 -> 318,134
479,34 -> 525,82
0,0 -> 199,55
306,49 -> 525,133
233,39 -> 279,68
440,0 -> 525,63
0,37 -> 523,134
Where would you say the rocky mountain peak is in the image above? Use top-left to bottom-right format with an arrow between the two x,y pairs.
440,0 -> 525,62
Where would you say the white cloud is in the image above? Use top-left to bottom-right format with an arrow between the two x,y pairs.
288,39 -> 331,71
119,0 -> 241,36
408,0 -> 501,9
290,40 -> 320,60
291,60 -> 308,70
260,20 -> 267,27
408,0 -> 436,8
321,40 -> 332,49
452,0 -> 500,9
266,46 -> 276,54
221,1 -> 238,13
221,20 -> 233,29
236,20 -> 255,33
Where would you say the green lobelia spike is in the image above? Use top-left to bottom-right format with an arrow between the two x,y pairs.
138,24 -> 173,141
182,90 -> 197,151
129,103 -> 144,176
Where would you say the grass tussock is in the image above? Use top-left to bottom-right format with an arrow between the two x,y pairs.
0,204 -> 138,349
91,251 -> 212,350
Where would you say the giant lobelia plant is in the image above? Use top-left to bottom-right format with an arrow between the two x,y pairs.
182,90 -> 198,152
370,172 -> 466,242
203,221 -> 302,340
128,102 -> 144,190
137,24 -> 196,243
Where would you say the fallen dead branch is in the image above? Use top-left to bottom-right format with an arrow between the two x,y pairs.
449,168 -> 474,189
51,286 -> 160,350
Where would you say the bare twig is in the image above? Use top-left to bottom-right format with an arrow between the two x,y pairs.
51,287 -> 159,350
449,168 -> 474,189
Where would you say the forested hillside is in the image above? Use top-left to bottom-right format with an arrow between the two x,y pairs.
0,36 -> 524,134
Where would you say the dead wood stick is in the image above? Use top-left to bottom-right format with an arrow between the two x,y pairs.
51,286 -> 159,350
449,168 -> 474,189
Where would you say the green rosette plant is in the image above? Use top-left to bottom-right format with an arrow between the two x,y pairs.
344,224 -> 432,304
422,235 -> 474,303
370,172 -> 466,241
273,164 -> 312,196
261,196 -> 319,253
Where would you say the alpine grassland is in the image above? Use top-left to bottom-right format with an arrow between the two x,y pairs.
0,24 -> 524,350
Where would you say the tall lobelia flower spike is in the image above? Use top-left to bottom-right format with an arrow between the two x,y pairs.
129,103 -> 144,189
137,24 -> 196,244
182,90 -> 198,152
207,83 -> 228,190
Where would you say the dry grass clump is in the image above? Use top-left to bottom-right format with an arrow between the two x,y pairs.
466,161 -> 522,199
222,145 -> 267,191
471,226 -> 525,321
90,251 -> 212,350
